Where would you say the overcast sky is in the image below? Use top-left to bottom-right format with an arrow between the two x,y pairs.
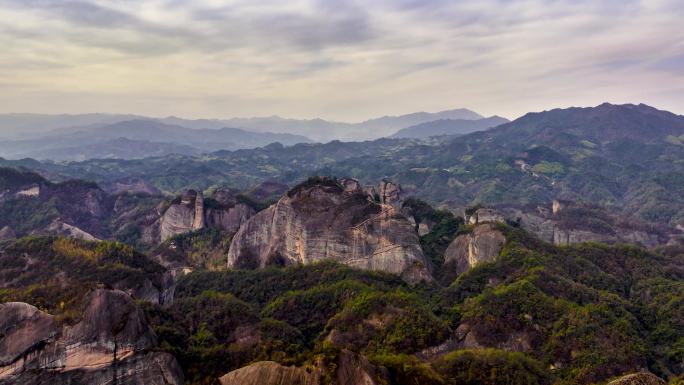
0,0 -> 682,121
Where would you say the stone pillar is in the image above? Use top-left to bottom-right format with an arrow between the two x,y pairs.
192,191 -> 205,230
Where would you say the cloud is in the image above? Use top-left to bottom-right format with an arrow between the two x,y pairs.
0,0 -> 683,120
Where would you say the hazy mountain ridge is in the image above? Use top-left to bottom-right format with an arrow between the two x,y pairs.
0,108 -> 486,148
390,116 -> 510,138
0,119 -> 312,160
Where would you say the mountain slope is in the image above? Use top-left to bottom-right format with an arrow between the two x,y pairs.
34,137 -> 201,161
3,103 -> 684,230
390,116 -> 509,138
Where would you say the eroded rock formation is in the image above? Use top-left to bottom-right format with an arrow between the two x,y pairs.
501,204 -> 669,248
227,178 -> 431,283
444,223 -> 506,276
0,289 -> 183,385
158,189 -> 255,242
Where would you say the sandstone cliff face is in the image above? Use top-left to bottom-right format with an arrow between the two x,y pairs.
0,289 -> 183,385
226,179 -> 431,283
158,189 -> 255,243
444,223 -> 506,276
219,350 -> 388,385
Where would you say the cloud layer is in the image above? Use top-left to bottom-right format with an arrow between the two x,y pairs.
0,0 -> 683,121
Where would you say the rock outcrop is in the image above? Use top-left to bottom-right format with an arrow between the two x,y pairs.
377,180 -> 402,206
444,223 -> 506,276
227,178 -> 431,283
501,204 -> 669,248
43,219 -> 101,242
192,190 -> 205,230
0,226 -> 15,240
158,189 -> 255,242
218,350 -> 388,385
467,207 -> 505,225
606,372 -> 666,385
0,289 -> 183,385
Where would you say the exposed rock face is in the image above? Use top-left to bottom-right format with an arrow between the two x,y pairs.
467,208 -> 505,225
192,190 -> 205,230
377,180 -> 402,206
0,226 -> 15,240
205,190 -> 254,233
0,289 -> 183,385
502,205 -> 667,248
444,224 -> 506,275
227,179 -> 431,283
340,178 -> 362,194
15,185 -> 40,198
0,303 -> 56,368
43,219 -> 101,241
158,189 -> 255,242
364,185 -> 379,202
159,190 -> 199,242
218,350 -> 388,385
607,372 -> 666,385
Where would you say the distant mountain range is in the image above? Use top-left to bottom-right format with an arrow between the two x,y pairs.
3,103 -> 682,230
390,116 -> 509,138
0,119 -> 311,161
0,108 -> 495,160
161,108 -> 485,141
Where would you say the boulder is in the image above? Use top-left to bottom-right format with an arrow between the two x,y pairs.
227,178 -> 431,283
444,223 -> 506,275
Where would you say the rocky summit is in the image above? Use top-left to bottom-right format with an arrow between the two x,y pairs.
227,177 -> 432,283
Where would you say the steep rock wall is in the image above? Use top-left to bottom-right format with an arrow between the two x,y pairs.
227,179 -> 431,283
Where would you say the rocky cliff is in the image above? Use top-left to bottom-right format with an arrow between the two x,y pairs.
157,189 -> 255,243
0,289 -> 183,385
501,202 -> 673,248
227,178 -> 431,283
444,223 -> 506,276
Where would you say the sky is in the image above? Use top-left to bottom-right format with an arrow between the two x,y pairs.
0,0 -> 683,122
